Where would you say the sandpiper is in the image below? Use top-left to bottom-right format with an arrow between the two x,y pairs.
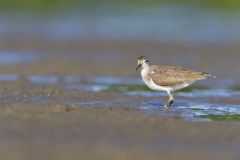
136,56 -> 215,108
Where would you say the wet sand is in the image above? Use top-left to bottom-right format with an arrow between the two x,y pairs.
0,37 -> 240,159
0,85 -> 240,160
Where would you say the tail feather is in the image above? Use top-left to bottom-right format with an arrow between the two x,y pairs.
201,72 -> 216,79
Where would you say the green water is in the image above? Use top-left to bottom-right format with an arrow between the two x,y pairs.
199,114 -> 240,121
1,0 -> 240,12
227,86 -> 240,91
177,86 -> 210,92
106,84 -> 150,92
101,84 -> 210,93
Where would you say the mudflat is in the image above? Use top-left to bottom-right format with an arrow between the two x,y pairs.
0,36 -> 240,159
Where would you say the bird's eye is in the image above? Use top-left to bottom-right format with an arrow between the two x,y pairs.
145,59 -> 148,62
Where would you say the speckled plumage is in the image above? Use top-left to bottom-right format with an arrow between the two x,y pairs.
149,65 -> 213,87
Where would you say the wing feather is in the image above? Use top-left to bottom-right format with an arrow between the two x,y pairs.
149,65 -> 207,86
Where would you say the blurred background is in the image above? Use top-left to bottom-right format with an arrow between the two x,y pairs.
0,0 -> 240,81
1,1 -> 240,160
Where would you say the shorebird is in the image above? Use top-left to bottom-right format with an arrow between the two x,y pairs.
136,56 -> 215,108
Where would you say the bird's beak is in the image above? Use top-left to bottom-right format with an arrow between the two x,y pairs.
136,64 -> 141,71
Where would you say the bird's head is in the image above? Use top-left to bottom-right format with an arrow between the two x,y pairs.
136,56 -> 150,71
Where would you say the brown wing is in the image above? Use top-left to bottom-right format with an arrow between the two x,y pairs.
149,65 -> 208,86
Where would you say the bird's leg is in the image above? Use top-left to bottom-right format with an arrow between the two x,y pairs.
167,91 -> 174,109
168,96 -> 174,109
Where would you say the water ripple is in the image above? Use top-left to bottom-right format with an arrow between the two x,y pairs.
28,75 -> 59,84
0,52 -> 39,66
141,101 -> 240,121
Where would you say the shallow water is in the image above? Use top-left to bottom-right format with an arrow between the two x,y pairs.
64,98 -> 240,122
59,77 -> 240,121
0,74 -> 19,81
0,52 -> 39,66
0,73 -> 239,122
1,73 -> 239,122
3,74 -> 236,122
28,75 -> 59,84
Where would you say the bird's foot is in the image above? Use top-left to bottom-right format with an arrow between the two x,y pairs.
163,102 -> 173,110
163,105 -> 167,109
167,99 -> 174,109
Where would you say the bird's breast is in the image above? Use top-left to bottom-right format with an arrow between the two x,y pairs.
141,69 -> 169,91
